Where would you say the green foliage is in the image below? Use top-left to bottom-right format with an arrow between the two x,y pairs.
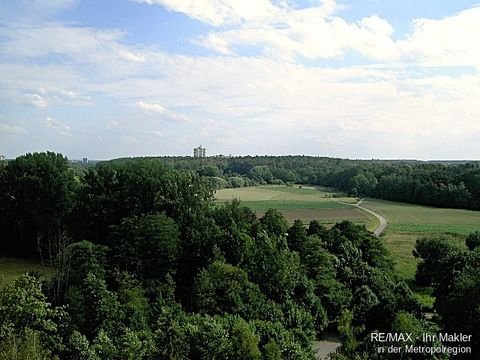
466,231 -> 480,250
0,152 -> 77,256
111,213 -> 180,281
0,274 -> 64,342
287,219 -> 307,252
246,232 -> 302,302
163,156 -> 480,210
3,153 -> 469,359
337,309 -> 358,353
251,320 -> 315,360
211,199 -> 257,265
193,261 -> 266,320
351,286 -> 379,326
152,304 -> 190,360
258,208 -> 289,238
439,262 -> 480,352
60,240 -> 108,288
187,315 -> 233,359
229,317 -> 261,360
65,272 -> 123,339
0,329 -> 58,360
413,235 -> 466,288
116,272 -> 149,331
414,236 -> 480,355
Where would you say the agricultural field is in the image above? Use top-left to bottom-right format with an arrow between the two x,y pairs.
215,185 -> 356,203
215,185 -> 379,230
361,198 -> 480,280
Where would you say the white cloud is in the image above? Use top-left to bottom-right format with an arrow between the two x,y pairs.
16,88 -> 93,108
398,7 -> 480,69
2,2 -> 480,158
124,135 -> 139,143
25,93 -> 49,108
135,101 -> 191,123
141,0 -> 480,69
0,122 -> 28,134
0,0 -> 77,25
136,101 -> 166,113
106,120 -> 120,129
0,26 -> 145,72
44,116 -> 71,133
132,0 -> 280,26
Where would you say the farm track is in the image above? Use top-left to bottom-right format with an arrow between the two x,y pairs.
343,198 -> 387,236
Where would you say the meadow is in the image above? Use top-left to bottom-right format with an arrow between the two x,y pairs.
215,185 -> 379,229
360,198 -> 480,281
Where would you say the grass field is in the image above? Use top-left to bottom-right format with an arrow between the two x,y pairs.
361,198 -> 480,281
361,199 -> 480,229
215,185 -> 379,228
0,257 -> 49,288
216,185 -> 356,203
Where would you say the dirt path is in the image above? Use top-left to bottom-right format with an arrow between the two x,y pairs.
354,198 -> 387,236
338,198 -> 387,236
312,334 -> 341,360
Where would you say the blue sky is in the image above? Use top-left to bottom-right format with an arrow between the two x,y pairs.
1,0 -> 480,159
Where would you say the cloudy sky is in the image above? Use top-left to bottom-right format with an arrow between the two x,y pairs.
1,0 -> 480,160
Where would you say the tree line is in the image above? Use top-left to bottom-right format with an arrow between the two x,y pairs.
134,155 -> 480,211
0,152 -> 478,359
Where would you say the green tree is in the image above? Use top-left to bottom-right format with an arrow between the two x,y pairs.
0,329 -> 58,360
0,275 -> 66,356
193,261 -> 266,320
152,304 -> 190,360
466,231 -> 480,251
65,272 -> 123,339
257,209 -> 288,238
111,213 -> 181,282
0,152 -> 77,256
0,275 -> 65,342
287,220 -> 308,253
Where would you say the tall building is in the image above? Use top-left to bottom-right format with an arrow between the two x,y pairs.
193,145 -> 206,158
0,155 -> 5,161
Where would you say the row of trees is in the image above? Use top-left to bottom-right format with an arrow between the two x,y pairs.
0,152 -> 477,358
139,156 -> 480,210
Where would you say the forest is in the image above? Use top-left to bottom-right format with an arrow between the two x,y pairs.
0,152 -> 478,359
143,156 -> 480,211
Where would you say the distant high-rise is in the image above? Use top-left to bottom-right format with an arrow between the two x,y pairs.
0,155 -> 5,161
82,157 -> 88,164
194,145 -> 206,158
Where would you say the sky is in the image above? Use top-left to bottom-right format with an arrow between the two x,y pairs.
1,0 -> 480,160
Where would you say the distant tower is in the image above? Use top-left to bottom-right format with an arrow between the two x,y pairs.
0,155 -> 5,161
82,157 -> 88,164
193,145 -> 206,158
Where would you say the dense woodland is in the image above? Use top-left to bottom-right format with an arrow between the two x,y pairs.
137,156 -> 480,211
0,152 -> 479,359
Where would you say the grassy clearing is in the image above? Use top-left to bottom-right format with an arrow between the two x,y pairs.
239,200 -> 350,211
382,230 -> 467,279
0,257 -> 49,288
389,223 -> 480,235
215,185 -> 356,203
215,185 -> 376,228
361,198 -> 480,228
362,198 -> 478,283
